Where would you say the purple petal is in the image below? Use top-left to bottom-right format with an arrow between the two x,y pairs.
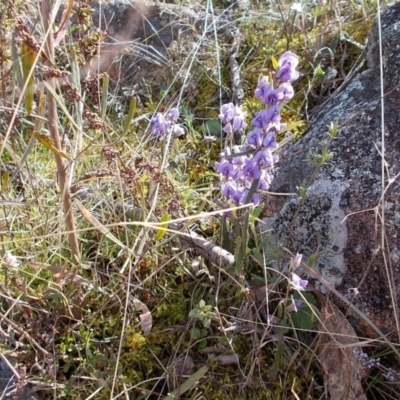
276,66 -> 300,82
254,76 -> 271,100
167,107 -> 179,121
278,51 -> 299,69
262,89 -> 284,106
246,128 -> 263,146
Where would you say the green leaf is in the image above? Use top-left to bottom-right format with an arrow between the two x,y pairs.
191,327 -> 201,340
251,205 -> 263,220
271,55 -> 279,71
290,291 -> 316,330
205,311 -> 216,319
202,119 -> 222,137
155,213 -> 169,241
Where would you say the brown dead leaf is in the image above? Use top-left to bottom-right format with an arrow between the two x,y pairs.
317,292 -> 366,400
132,297 -> 152,334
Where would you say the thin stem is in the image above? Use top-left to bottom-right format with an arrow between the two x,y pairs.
41,0 -> 80,263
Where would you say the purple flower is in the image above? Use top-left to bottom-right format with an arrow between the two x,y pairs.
220,103 -> 247,134
276,66 -> 300,82
231,189 -> 247,205
257,170 -> 273,190
232,114 -> 247,131
231,148 -> 248,168
278,83 -> 295,101
246,128 -> 263,147
167,107 -> 179,121
243,159 -> 261,180
219,103 -> 235,123
215,160 -> 235,178
252,105 -> 280,130
151,113 -> 172,135
221,180 -> 238,198
254,76 -> 271,100
220,147 -> 232,158
253,149 -> 273,168
222,122 -> 234,135
293,299 -> 303,312
262,89 -> 284,106
269,105 -> 281,128
293,253 -> 303,268
286,295 -> 303,313
278,51 -> 299,69
291,273 -> 308,291
276,52 -> 299,82
251,193 -> 260,206
262,131 -> 277,149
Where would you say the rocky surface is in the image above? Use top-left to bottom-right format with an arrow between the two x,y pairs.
0,357 -> 35,400
261,3 -> 400,338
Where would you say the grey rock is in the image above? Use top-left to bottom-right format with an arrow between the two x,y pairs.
0,357 -> 36,400
261,3 -> 400,337
74,0 -> 225,85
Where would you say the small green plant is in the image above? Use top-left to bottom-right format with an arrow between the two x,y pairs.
189,299 -> 216,329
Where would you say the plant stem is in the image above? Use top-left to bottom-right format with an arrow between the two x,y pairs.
41,0 -> 80,263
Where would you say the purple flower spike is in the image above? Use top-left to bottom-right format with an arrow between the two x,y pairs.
216,52 -> 300,208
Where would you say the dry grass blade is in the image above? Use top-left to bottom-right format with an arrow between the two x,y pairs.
75,199 -> 126,250
317,293 -> 366,400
